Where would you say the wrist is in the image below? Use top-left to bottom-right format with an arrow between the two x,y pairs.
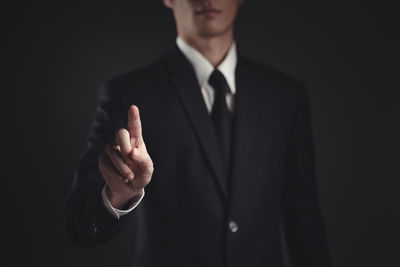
106,186 -> 142,209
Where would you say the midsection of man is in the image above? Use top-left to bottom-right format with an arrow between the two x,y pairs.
66,0 -> 331,266
67,45 -> 304,266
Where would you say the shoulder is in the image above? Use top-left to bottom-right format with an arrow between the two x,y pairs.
237,55 -> 308,100
239,55 -> 304,87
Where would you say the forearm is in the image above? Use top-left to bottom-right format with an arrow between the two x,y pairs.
65,182 -> 124,247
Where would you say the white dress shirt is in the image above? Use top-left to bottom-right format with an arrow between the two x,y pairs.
102,36 -> 238,219
176,36 -> 237,113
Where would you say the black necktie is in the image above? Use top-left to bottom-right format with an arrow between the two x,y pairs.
208,69 -> 233,174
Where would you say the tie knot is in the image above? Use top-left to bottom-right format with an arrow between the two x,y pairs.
208,69 -> 230,94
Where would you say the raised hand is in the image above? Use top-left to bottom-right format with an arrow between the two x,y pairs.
99,105 -> 154,209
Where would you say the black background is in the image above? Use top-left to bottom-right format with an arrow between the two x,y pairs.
1,1 -> 399,266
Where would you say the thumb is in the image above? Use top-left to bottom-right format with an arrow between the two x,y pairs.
131,147 -> 154,176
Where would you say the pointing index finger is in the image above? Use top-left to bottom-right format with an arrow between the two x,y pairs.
127,105 -> 142,146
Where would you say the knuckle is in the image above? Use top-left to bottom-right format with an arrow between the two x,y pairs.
123,169 -> 132,178
116,128 -> 129,139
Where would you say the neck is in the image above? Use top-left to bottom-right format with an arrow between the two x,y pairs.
179,28 -> 234,67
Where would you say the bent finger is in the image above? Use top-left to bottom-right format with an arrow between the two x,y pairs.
98,152 -> 125,185
106,144 -> 134,182
115,128 -> 132,162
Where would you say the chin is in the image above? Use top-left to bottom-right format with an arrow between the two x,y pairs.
196,24 -> 230,38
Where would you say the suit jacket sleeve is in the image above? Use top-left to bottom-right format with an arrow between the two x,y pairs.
64,81 -> 131,247
281,85 -> 332,267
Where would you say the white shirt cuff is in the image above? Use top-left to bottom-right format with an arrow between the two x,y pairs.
101,185 -> 145,219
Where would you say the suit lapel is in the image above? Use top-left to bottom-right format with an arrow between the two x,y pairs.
165,45 -> 229,200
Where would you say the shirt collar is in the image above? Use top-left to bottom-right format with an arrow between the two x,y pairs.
176,36 -> 237,94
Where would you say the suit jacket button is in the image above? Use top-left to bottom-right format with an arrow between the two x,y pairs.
88,221 -> 98,236
229,220 -> 239,233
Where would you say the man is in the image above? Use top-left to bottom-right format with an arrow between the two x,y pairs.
65,0 -> 332,266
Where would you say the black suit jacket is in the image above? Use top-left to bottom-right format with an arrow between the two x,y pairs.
65,44 -> 332,267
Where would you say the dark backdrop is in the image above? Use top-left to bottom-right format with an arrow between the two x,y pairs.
1,1 -> 399,266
